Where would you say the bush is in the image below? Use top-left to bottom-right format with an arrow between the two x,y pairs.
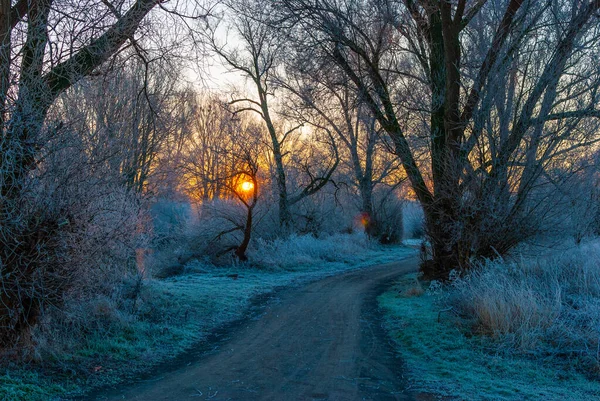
403,201 -> 424,239
0,128 -> 147,359
372,192 -> 404,244
27,183 -> 146,362
447,241 -> 600,374
248,232 -> 374,269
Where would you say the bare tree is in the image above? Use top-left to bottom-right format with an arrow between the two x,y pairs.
54,56 -> 182,194
179,94 -> 239,200
0,0 -> 205,349
221,125 -> 262,260
275,0 -> 600,277
202,0 -> 339,230
275,57 -> 404,239
179,99 -> 265,260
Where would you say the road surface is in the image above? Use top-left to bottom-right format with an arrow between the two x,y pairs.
91,257 -> 419,401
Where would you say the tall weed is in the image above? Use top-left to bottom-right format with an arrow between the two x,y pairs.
448,242 -> 600,374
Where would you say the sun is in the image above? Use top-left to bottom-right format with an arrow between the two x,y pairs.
241,181 -> 254,192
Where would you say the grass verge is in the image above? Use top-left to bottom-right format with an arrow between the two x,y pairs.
378,273 -> 600,400
1,238 -> 414,401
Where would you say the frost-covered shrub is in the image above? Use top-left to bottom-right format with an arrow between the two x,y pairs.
403,201 -> 424,239
26,180 -> 147,361
372,193 -> 404,244
149,198 -> 269,269
0,127 -> 148,358
186,199 -> 253,260
150,199 -> 194,245
248,232 -> 374,269
448,241 -> 600,373
291,185 -> 356,236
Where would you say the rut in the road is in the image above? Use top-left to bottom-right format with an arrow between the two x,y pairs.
89,257 -> 418,401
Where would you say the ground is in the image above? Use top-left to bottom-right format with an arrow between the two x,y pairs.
0,241 -> 415,401
85,257 -> 419,401
378,273 -> 600,401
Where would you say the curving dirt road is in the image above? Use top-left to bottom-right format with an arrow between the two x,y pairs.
92,257 -> 419,401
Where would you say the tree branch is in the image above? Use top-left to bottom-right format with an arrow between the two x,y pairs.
43,0 -> 162,100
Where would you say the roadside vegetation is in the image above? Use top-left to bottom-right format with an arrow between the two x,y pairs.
1,234 -> 415,401
380,240 -> 600,400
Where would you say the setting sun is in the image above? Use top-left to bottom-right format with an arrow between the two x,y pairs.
241,181 -> 254,192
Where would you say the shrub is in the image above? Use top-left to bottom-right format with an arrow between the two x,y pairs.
26,183 -> 146,362
248,232 -> 374,270
403,201 -> 424,239
372,192 -> 404,244
447,242 -> 600,374
0,129 -> 147,358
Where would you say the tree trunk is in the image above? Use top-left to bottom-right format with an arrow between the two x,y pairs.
358,178 -> 378,236
235,206 -> 253,261
421,202 -> 463,280
257,81 -> 292,230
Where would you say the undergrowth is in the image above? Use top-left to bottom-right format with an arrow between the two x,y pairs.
448,241 -> 600,375
379,241 -> 600,400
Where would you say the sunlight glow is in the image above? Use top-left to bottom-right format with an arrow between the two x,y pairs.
241,181 -> 254,192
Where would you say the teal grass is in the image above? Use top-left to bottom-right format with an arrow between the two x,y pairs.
1,242 -> 415,401
378,274 -> 600,401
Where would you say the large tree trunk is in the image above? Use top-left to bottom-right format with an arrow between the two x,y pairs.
421,202 -> 463,279
256,79 -> 292,230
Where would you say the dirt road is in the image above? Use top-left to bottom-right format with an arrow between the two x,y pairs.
92,257 -> 419,401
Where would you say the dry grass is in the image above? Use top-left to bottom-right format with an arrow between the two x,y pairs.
448,241 -> 600,375
379,273 -> 600,400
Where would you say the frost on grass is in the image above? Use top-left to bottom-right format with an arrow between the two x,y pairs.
448,241 -> 600,373
248,232 -> 382,269
0,372 -> 68,401
2,234 -> 415,401
379,242 -> 600,401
